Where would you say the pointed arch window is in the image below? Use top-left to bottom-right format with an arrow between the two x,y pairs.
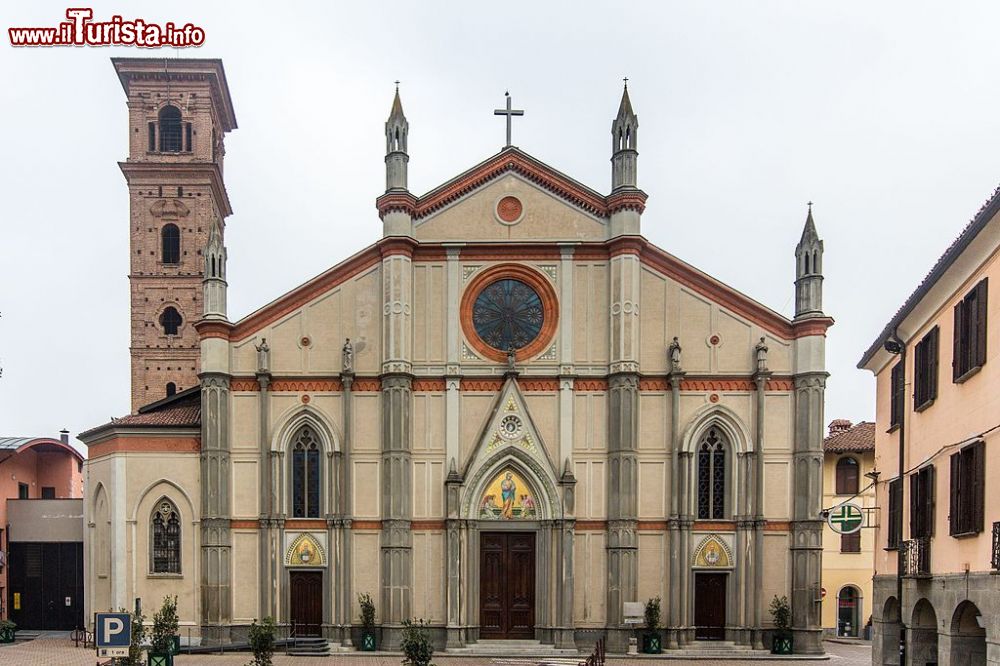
151,500 -> 181,574
161,224 -> 180,264
697,428 -> 727,519
291,426 -> 321,518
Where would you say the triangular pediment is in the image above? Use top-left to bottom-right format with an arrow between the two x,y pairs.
459,376 -> 561,519
412,148 -> 625,242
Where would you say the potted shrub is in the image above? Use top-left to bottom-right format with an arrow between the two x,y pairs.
247,616 -> 276,666
358,592 -> 377,651
400,619 -> 434,666
148,596 -> 179,666
120,605 -> 146,666
769,595 -> 793,655
642,597 -> 662,653
0,619 -> 16,644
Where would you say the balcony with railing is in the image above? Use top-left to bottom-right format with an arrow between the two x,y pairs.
992,522 -> 1000,572
901,537 -> 931,578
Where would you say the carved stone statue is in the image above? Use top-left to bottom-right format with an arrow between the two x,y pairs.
668,336 -> 682,372
342,338 -> 354,373
755,336 -> 769,374
507,345 -> 517,372
255,337 -> 270,374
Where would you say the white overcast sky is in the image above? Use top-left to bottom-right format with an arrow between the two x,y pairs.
3,1 -> 1000,444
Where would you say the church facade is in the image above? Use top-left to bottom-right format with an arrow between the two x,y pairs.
80,58 -> 832,654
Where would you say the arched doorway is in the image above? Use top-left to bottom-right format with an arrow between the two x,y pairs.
837,586 -> 861,637
909,598 -> 938,665
879,596 -> 901,666
949,600 -> 986,666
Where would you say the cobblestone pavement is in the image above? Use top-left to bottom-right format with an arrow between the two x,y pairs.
0,636 -> 873,666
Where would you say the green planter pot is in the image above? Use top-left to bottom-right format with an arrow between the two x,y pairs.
361,630 -> 377,651
0,626 -> 15,644
147,652 -> 173,666
771,635 -> 793,655
641,633 -> 662,654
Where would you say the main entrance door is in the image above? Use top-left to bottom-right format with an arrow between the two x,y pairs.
479,532 -> 535,639
289,571 -> 323,636
694,572 -> 727,640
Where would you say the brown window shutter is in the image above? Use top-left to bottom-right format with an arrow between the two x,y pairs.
973,440 -> 985,533
927,465 -> 935,537
929,328 -> 939,401
976,279 -> 988,367
909,472 -> 920,538
953,301 -> 963,380
949,452 -> 960,535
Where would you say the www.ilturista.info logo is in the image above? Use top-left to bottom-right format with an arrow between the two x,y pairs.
9,8 -> 205,47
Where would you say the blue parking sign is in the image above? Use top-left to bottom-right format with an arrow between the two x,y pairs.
95,612 -> 131,657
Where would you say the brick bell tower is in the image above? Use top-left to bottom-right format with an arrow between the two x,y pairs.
113,58 -> 237,411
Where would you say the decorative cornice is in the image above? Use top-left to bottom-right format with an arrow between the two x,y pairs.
411,148 -> 609,220
606,190 -> 649,215
119,161 -> 234,218
375,191 -> 418,219
194,319 -> 233,341
412,378 -> 446,391
791,316 -> 835,339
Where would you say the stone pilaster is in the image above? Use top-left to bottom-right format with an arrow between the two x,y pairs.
751,371 -> 769,650
606,372 -> 638,651
790,372 -> 827,654
380,374 -> 412,647
556,466 -> 577,649
256,372 -> 272,619
339,372 -> 354,645
445,462 -> 463,648
200,372 -> 232,639
667,367 -> 684,649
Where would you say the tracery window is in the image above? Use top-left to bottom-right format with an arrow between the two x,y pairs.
291,426 -> 321,518
472,278 -> 543,352
697,428 -> 726,519
151,500 -> 181,574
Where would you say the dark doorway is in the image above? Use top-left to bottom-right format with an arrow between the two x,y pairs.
694,572 -> 727,640
8,542 -> 83,630
479,532 -> 535,639
289,571 -> 323,636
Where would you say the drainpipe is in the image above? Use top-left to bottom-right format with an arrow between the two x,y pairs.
885,330 -> 906,665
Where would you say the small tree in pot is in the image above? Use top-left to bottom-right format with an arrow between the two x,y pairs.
642,597 -> 662,653
0,619 -> 16,644
247,616 -> 276,666
358,592 -> 377,651
148,596 -> 179,666
400,619 -> 435,666
769,595 -> 792,654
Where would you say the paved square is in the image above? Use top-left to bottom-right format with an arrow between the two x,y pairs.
0,636 -> 872,666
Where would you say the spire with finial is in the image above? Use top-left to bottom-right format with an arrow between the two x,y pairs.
794,201 -> 825,319
202,218 -> 228,320
385,81 -> 409,191
611,78 -> 638,191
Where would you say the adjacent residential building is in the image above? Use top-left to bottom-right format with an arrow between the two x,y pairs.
859,187 -> 1000,665
820,420 -> 875,638
0,433 -> 84,629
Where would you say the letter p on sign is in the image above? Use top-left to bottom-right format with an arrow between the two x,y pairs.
94,612 -> 131,657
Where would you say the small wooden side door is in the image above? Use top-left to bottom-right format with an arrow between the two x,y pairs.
289,571 -> 323,636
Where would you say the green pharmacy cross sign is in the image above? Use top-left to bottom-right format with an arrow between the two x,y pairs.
827,502 -> 864,534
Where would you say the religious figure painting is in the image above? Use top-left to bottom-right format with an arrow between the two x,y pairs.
479,469 -> 536,519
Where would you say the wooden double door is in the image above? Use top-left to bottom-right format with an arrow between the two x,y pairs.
289,571 -> 323,636
479,532 -> 535,639
694,572 -> 727,640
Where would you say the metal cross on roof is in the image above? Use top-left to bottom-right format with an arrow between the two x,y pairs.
494,91 -> 524,148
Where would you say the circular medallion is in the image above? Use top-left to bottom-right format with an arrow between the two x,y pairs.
499,414 -> 523,440
472,279 -> 543,352
496,196 -> 524,224
460,264 -> 559,363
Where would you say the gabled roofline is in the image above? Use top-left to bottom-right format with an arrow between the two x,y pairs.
214,235 -> 827,346
377,147 -> 647,221
858,184 -> 1000,369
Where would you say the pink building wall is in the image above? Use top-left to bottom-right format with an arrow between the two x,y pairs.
0,438 -> 83,620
